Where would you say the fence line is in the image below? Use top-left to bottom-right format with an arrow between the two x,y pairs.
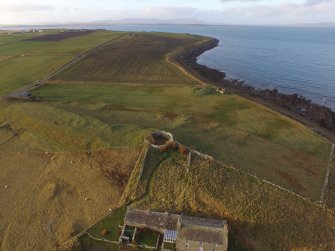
147,130 -> 323,208
187,151 -> 192,167
191,149 -> 214,161
216,160 -> 332,210
138,145 -> 149,181
86,231 -> 119,245
320,143 -> 335,203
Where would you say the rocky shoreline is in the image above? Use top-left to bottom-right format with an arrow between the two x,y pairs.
174,37 -> 335,141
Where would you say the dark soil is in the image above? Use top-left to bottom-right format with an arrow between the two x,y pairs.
25,30 -> 95,42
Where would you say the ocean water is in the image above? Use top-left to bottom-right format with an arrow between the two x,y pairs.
4,24 -> 335,110
102,24 -> 335,110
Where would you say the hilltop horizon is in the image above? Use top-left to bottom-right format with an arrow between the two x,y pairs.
1,0 -> 335,26
2,18 -> 335,28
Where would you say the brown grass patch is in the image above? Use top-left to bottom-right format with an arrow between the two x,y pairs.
276,169 -> 307,193
25,30 -> 95,42
178,144 -> 191,155
0,148 -> 141,250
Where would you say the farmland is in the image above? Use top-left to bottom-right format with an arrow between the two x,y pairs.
0,30 -> 124,96
53,33 -> 202,85
0,30 -> 334,250
25,30 -> 95,42
29,82 -> 331,201
81,146 -> 335,250
0,148 -> 141,250
134,147 -> 335,250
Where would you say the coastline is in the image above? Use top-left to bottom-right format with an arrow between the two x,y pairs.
173,37 -> 335,142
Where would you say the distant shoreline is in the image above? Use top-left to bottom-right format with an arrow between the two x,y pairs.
173,36 -> 335,142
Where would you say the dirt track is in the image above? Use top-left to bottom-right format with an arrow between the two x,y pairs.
0,149 -> 140,250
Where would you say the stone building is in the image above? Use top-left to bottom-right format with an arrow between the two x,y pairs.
120,207 -> 228,251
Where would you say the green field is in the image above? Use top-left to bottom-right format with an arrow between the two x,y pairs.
83,147 -> 335,250
0,30 -> 124,95
53,33 -> 201,85
0,30 -> 334,250
28,82 -> 331,200
0,31 -> 330,199
132,148 -> 335,250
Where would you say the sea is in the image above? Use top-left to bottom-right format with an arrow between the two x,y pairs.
3,24 -> 335,110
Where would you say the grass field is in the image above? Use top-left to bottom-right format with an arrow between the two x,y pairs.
0,55 -> 72,95
0,30 -> 124,95
131,147 -> 335,250
53,33 -> 202,85
0,30 -> 333,250
83,147 -> 335,250
0,148 -> 140,250
29,83 -> 331,200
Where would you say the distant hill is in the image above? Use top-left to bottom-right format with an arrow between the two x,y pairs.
93,18 -> 205,25
0,18 -> 205,28
295,22 -> 335,27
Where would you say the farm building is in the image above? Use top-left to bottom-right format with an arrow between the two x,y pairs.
120,207 -> 228,251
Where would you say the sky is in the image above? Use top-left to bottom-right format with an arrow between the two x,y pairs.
0,0 -> 335,26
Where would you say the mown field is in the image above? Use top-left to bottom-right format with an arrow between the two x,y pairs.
0,30 -> 124,95
53,33 -> 201,85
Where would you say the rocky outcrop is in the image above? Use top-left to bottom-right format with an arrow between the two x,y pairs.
175,37 -> 335,134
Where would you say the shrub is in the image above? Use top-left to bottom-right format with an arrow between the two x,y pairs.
159,145 -> 169,153
101,229 -> 109,236
166,141 -> 178,151
178,144 -> 190,155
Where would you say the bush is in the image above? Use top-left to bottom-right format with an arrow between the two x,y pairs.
178,144 -> 190,155
101,229 -> 109,236
159,145 -> 169,153
166,141 -> 178,151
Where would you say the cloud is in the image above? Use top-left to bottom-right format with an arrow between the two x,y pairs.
221,0 -> 263,2
220,0 -> 332,6
141,6 -> 199,18
1,0 -> 335,26
212,0 -> 335,25
305,0 -> 331,5
0,3 -> 54,13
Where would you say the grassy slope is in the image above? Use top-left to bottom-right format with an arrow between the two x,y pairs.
131,148 -> 335,250
0,30 -> 124,95
0,149 -> 140,250
0,56 -> 72,94
0,31 -> 333,250
84,147 -> 335,250
30,83 -> 330,200
0,31 -> 330,199
0,101 -> 148,152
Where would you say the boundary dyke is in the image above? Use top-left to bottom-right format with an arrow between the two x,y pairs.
170,36 -> 335,142
321,143 -> 335,203
65,136 -> 335,250
147,130 -> 331,210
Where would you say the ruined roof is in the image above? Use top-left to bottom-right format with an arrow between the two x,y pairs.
181,215 -> 226,229
179,226 -> 225,245
177,240 -> 223,251
124,208 -> 228,250
124,208 -> 179,231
